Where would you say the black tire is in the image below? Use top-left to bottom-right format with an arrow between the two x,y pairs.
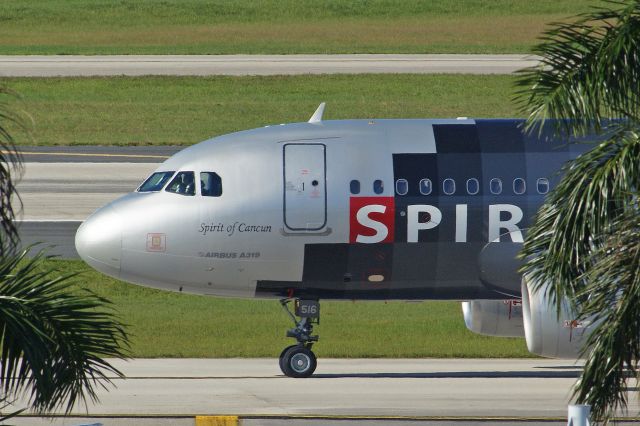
281,346 -> 317,378
278,345 -> 297,375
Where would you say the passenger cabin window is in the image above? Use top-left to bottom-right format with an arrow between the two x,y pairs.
443,178 -> 455,195
165,171 -> 196,196
490,178 -> 502,195
138,171 -> 174,192
395,179 -> 408,195
513,178 -> 526,195
466,178 -> 479,195
350,180 -> 360,194
419,178 -> 432,195
201,172 -> 223,197
373,179 -> 384,194
537,178 -> 550,194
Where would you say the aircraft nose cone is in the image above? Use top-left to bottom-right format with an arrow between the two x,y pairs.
75,206 -> 122,277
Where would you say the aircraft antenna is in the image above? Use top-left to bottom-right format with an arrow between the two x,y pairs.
308,102 -> 326,124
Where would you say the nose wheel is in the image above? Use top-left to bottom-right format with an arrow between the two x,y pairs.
279,299 -> 320,378
280,345 -> 317,378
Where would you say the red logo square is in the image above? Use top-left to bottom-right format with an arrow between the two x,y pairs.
349,197 -> 395,243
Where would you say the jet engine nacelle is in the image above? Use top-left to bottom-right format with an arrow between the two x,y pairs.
462,300 -> 524,337
521,277 -> 591,359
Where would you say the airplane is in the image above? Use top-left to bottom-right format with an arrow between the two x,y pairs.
75,103 -> 601,378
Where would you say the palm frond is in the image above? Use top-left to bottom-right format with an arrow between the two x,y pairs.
0,248 -> 130,413
515,0 -> 640,136
515,1 -> 640,422
0,86 -> 29,254
572,208 -> 640,421
520,125 -> 640,310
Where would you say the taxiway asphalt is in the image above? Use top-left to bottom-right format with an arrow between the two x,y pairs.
11,358 -> 636,421
0,54 -> 539,77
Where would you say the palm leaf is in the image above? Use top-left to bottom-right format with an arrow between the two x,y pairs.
0,248 -> 130,413
573,208 -> 640,421
520,126 -> 640,309
0,86 -> 28,254
515,0 -> 640,136
516,1 -> 640,422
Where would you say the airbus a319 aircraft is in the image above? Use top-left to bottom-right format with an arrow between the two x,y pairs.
75,104 -> 599,377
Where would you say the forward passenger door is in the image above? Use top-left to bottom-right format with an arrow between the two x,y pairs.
283,143 -> 327,231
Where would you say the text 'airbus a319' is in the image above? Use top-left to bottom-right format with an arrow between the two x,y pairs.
75,103 -> 600,377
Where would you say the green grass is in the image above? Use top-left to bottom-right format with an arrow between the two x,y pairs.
5,74 -> 520,146
51,259 -> 531,358
0,0 -> 605,54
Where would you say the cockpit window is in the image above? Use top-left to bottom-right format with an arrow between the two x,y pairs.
138,171 -> 175,192
165,171 -> 196,196
200,172 -> 222,197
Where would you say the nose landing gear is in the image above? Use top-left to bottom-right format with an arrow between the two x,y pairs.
279,299 -> 320,378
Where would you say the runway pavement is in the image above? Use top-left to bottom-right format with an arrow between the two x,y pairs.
17,220 -> 82,258
6,358 -> 639,425
14,420 -> 630,426
15,145 -> 180,163
0,54 -> 540,76
16,162 -> 158,220
15,159 -> 161,256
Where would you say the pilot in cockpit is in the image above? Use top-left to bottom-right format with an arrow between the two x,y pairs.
166,171 -> 195,195
183,173 -> 195,194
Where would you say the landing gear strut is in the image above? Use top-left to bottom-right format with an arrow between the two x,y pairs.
279,298 -> 320,378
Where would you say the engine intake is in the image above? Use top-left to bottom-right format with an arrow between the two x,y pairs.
521,277 -> 591,358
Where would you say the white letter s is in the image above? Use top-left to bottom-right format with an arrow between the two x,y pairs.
356,205 -> 389,243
